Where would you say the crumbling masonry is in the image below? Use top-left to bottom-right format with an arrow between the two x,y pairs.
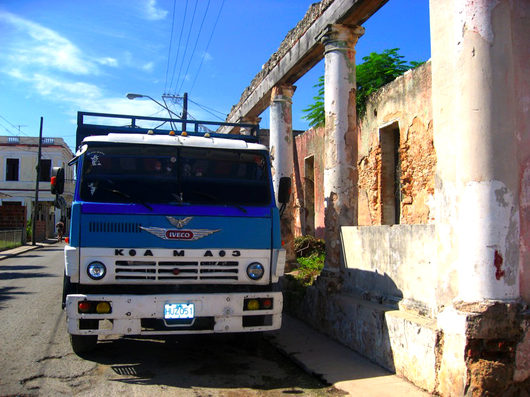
224,0 -> 530,395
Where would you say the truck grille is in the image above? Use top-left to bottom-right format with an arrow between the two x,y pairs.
89,222 -> 142,233
115,260 -> 239,281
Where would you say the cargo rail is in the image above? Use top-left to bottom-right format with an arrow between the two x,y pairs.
76,111 -> 260,149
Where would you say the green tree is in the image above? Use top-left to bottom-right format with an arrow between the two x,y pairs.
302,76 -> 325,128
302,48 -> 424,127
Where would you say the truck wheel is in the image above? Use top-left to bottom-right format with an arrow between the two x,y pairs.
70,334 -> 98,355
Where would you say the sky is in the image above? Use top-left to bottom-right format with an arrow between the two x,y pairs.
0,0 -> 431,152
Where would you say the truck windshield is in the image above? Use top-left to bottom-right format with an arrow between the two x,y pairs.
79,144 -> 271,206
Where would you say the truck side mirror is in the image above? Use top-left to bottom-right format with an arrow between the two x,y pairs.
51,167 -> 65,195
277,177 -> 291,205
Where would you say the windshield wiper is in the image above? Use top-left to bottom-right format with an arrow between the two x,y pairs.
105,188 -> 153,211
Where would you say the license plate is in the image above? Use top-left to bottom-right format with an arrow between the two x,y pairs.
164,303 -> 195,320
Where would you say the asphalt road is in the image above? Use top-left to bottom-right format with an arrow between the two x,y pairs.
0,243 -> 341,396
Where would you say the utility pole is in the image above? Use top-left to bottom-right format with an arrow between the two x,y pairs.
182,92 -> 188,132
159,93 -> 189,131
32,117 -> 43,246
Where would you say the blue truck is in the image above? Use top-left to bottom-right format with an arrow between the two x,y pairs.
53,112 -> 289,354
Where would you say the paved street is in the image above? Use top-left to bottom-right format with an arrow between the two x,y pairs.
0,243 -> 339,396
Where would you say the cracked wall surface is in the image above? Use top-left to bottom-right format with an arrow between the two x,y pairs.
357,61 -> 434,226
293,127 -> 326,239
293,60 -> 434,236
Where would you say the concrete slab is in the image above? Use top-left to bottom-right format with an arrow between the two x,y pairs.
268,314 -> 431,397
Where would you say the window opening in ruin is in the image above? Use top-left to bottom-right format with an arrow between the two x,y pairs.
380,123 -> 401,225
304,155 -> 315,236
6,158 -> 19,181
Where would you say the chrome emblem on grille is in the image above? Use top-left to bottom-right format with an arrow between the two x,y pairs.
140,216 -> 220,241
166,216 -> 192,228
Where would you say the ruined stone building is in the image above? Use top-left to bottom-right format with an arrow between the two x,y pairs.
293,61 -> 434,236
222,0 -> 530,395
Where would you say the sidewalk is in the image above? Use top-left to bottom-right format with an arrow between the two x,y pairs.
0,240 -> 57,261
268,315 -> 431,397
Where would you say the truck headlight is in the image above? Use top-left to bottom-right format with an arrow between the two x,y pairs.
87,261 -> 106,280
247,262 -> 264,280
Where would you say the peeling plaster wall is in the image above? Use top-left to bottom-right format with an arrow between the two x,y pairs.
293,63 -> 439,315
293,62 -> 433,239
293,127 -> 326,239
358,61 -> 434,225
513,1 -> 530,305
431,0 -> 526,304
342,224 -> 437,316
512,0 -> 530,387
430,0 -> 530,393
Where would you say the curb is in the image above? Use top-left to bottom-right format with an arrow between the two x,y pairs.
0,240 -> 58,261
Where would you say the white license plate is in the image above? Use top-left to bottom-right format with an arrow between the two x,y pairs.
164,303 -> 195,320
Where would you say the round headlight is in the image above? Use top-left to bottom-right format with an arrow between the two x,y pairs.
87,261 -> 106,280
247,262 -> 264,280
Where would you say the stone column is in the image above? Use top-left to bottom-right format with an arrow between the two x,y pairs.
319,24 -> 364,270
455,2 -> 519,303
431,1 -> 527,394
239,116 -> 261,136
270,84 -> 296,263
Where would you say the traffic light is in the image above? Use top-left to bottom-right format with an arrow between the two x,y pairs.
51,167 -> 65,195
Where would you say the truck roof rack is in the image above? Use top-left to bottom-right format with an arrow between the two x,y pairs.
76,111 -> 260,149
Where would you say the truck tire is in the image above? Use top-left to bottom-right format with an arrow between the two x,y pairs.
70,334 -> 98,355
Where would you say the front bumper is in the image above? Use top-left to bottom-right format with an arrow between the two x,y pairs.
66,291 -> 282,336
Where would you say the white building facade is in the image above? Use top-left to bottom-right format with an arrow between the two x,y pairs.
0,136 -> 74,240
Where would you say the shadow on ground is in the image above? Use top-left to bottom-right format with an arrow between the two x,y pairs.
81,334 -> 337,393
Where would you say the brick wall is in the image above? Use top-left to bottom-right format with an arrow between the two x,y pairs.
291,62 -> 434,233
357,61 -> 434,225
0,202 -> 26,229
35,220 -> 46,242
293,127 -> 326,239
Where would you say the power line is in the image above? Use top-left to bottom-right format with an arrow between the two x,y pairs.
189,0 -> 225,94
189,99 -> 225,117
0,114 -> 29,136
188,98 -> 226,121
163,0 -> 177,93
173,0 -> 199,95
168,0 -> 189,94
148,108 -> 167,118
0,122 -> 18,136
176,0 -> 211,95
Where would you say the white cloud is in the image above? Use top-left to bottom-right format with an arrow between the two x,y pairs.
0,11 -> 147,117
10,68 -> 168,124
142,62 -> 154,72
203,52 -> 213,62
7,69 -> 102,104
0,11 -> 99,75
97,57 -> 119,68
143,0 -> 167,20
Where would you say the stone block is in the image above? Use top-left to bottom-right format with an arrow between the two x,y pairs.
385,309 -> 438,392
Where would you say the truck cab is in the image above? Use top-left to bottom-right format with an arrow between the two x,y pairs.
56,112 -> 288,354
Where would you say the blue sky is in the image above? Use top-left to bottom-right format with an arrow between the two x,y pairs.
0,0 -> 430,151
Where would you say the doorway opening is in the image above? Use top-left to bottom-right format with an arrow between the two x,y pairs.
303,155 -> 315,235
380,122 -> 401,225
